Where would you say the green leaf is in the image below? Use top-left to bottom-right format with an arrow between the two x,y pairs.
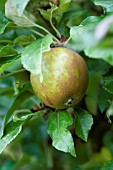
48,110 -> 76,157
106,101 -> 113,123
74,108 -> 93,142
10,0 -> 30,16
85,57 -> 110,74
13,110 -> 42,122
0,55 -> 19,74
0,80 -> 42,151
0,44 -> 17,57
39,3 -> 62,25
58,0 -> 71,12
66,10 -> 87,28
85,72 -> 101,115
39,9 -> 51,21
0,0 -> 7,11
107,6 -> 113,13
0,109 -> 35,154
85,38 -> 113,66
5,0 -> 35,27
4,84 -> 33,127
98,87 -> 113,113
101,160 -> 113,170
21,34 -> 53,82
94,0 -> 113,13
14,34 -> 36,47
0,120 -> 23,154
66,16 -> 102,52
81,15 -> 102,25
103,68 -> 113,94
58,9 -> 86,37
0,121 -> 22,154
39,0 -> 71,23
0,10 -> 10,34
0,84 -> 33,138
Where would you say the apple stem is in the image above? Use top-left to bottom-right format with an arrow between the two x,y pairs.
32,23 -> 61,44
50,6 -> 61,39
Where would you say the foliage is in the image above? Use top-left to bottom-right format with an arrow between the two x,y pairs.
0,0 -> 113,169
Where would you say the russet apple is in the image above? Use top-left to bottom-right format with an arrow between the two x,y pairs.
30,47 -> 88,109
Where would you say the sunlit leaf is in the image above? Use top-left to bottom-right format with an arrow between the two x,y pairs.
21,34 -> 53,82
5,0 -> 35,27
85,38 -> 113,66
66,16 -> 102,52
10,0 -> 30,16
95,15 -> 113,41
94,0 -> 113,13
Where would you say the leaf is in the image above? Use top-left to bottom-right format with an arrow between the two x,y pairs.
0,108 -> 37,154
85,57 -> 110,74
106,101 -> 113,123
0,84 -> 33,138
5,0 -> 35,27
13,110 -> 42,122
81,15 -> 102,25
74,108 -> 93,142
0,55 -> 19,74
66,16 -> 102,52
0,44 -> 17,57
107,6 -> 113,13
48,110 -> 76,157
14,34 -> 36,47
0,120 -> 23,154
85,72 -> 101,115
103,67 -> 113,94
101,160 -> 113,170
85,38 -> 113,66
0,10 -> 10,34
4,84 -> 33,126
39,9 -> 51,21
39,3 -> 61,25
58,9 -> 86,37
66,10 -> 87,28
98,87 -> 113,113
94,0 -> 113,13
0,0 -> 7,11
58,0 -> 71,12
95,15 -> 113,41
10,0 -> 30,16
21,34 -> 53,82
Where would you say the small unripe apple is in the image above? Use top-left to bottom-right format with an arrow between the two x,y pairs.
30,47 -> 88,109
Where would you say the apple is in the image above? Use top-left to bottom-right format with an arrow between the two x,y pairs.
30,47 -> 88,109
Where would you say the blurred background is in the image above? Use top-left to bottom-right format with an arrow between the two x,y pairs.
0,0 -> 113,169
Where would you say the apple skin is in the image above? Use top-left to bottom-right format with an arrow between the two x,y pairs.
30,47 -> 89,109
